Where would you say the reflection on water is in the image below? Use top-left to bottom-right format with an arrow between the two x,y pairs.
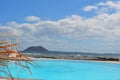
0,59 -> 35,80
0,59 -> 14,79
0,59 -> 9,67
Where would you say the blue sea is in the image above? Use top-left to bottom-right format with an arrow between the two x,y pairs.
23,51 -> 120,58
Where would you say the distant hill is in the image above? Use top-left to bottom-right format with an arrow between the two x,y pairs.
24,46 -> 48,52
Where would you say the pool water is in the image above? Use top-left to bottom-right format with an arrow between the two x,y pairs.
1,60 -> 120,80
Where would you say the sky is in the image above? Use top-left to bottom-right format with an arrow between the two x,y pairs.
0,0 -> 120,53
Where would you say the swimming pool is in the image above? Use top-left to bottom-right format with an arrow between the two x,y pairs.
1,60 -> 120,80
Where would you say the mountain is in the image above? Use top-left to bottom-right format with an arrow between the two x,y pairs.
24,46 -> 48,52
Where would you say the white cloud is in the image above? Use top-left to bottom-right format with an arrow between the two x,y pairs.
1,12 -> 120,42
25,16 -> 40,22
83,6 -> 98,11
97,2 -> 106,6
1,1 -> 120,52
105,1 -> 120,11
84,1 -> 120,14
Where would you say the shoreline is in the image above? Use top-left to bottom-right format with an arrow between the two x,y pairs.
29,57 -> 120,64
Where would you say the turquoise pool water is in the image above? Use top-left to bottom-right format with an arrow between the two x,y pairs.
1,60 -> 120,80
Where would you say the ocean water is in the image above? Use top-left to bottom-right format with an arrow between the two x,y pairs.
23,51 -> 120,58
0,60 -> 120,80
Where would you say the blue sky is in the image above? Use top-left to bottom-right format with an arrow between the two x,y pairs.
0,0 -> 120,53
0,0 -> 105,23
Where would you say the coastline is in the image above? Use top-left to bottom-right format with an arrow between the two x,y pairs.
29,57 -> 120,64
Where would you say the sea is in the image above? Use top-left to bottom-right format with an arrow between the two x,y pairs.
22,51 -> 120,58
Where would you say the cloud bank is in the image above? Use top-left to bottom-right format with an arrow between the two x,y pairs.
0,0 -> 120,52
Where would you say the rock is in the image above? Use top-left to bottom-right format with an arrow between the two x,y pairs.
24,46 -> 48,52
